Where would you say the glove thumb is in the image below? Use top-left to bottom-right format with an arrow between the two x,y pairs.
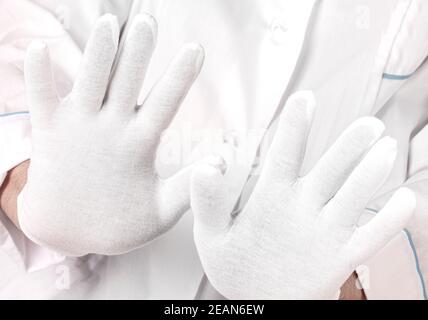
191,155 -> 232,232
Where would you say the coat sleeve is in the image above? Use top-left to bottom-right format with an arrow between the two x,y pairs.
357,58 -> 428,300
0,0 -> 82,274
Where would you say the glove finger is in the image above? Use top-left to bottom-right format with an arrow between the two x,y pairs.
106,14 -> 156,113
24,41 -> 59,126
324,136 -> 397,228
70,14 -> 118,113
137,44 -> 204,152
347,188 -> 415,267
260,91 -> 315,187
303,117 -> 384,205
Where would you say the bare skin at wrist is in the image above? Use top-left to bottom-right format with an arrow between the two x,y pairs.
0,160 -> 30,229
340,271 -> 367,300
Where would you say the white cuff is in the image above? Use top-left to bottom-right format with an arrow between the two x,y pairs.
356,209 -> 426,300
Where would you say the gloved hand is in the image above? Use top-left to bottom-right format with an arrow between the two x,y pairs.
19,14 -> 204,255
191,91 -> 416,299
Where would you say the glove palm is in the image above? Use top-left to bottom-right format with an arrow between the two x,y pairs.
191,92 -> 415,299
20,14 -> 204,255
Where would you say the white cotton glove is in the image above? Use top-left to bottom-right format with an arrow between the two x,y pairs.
191,91 -> 416,299
19,14 -> 204,256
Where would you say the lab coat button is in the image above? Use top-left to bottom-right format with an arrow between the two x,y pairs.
270,18 -> 288,44
223,131 -> 239,147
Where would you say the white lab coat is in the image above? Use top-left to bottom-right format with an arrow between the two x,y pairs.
0,0 -> 427,299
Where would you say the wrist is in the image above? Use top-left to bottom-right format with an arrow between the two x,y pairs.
339,271 -> 367,300
0,160 -> 30,228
